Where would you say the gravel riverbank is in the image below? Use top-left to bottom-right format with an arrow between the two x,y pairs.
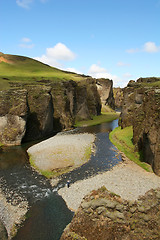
28,133 -> 95,173
0,188 -> 28,239
58,154 -> 160,211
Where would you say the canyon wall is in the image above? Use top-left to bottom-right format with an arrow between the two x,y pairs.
120,78 -> 160,176
0,78 -> 113,145
96,78 -> 115,110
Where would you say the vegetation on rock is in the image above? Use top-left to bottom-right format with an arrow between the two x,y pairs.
61,187 -> 160,240
119,77 -> 160,175
109,126 -> 151,172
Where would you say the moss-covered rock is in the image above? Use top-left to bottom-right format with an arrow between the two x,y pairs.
61,188 -> 160,240
119,77 -> 160,176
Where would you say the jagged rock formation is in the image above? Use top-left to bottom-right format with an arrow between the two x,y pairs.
0,77 -> 113,146
119,78 -> 160,176
96,78 -> 115,110
61,187 -> 160,240
113,87 -> 123,108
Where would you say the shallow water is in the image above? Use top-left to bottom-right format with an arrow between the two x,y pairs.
0,119 -> 121,240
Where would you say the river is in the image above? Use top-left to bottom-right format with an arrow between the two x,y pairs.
0,119 -> 122,240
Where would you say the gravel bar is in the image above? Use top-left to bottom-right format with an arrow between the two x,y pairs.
58,156 -> 160,211
28,133 -> 95,172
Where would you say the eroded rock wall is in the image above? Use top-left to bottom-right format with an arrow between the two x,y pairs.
113,87 -> 123,108
0,89 -> 28,145
119,78 -> 160,176
96,78 -> 115,110
133,89 -> 160,176
0,77 -> 111,145
61,187 -> 160,240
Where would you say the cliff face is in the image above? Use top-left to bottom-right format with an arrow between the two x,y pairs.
120,78 -> 160,176
113,87 -> 123,108
0,78 -> 113,146
0,89 -> 28,145
96,78 -> 115,110
61,187 -> 160,240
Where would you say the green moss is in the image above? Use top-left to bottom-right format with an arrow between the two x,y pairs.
75,112 -> 120,127
109,126 -> 152,172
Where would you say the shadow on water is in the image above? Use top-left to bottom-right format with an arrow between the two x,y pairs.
13,194 -> 74,240
0,119 -> 121,240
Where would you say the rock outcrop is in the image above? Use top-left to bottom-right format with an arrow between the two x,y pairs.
113,87 -> 123,108
0,77 -> 114,146
119,78 -> 160,176
96,78 -> 115,110
61,187 -> 160,240
0,89 -> 28,145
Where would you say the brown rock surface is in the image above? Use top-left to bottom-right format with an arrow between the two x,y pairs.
0,89 -> 28,145
96,78 -> 115,111
119,78 -> 160,176
61,187 -> 160,240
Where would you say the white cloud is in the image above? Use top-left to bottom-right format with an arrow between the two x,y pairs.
22,37 -> 31,43
126,48 -> 139,54
16,0 -> 33,9
66,68 -> 82,74
117,61 -> 130,67
19,37 -> 34,49
123,73 -> 132,78
16,0 -> 48,8
126,41 -> 160,54
143,41 -> 160,53
46,43 -> 75,61
19,43 -> 35,49
34,43 -> 76,68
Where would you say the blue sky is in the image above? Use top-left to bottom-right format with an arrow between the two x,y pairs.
1,0 -> 160,87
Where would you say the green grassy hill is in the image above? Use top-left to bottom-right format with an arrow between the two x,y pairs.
0,53 -> 86,90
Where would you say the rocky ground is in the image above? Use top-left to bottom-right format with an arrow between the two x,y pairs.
0,188 -> 28,239
58,154 -> 160,211
60,154 -> 160,240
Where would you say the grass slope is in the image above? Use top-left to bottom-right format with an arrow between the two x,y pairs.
74,112 -> 120,127
109,126 -> 152,172
0,53 -> 85,90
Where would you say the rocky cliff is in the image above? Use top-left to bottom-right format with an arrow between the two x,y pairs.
96,78 -> 115,110
61,187 -> 160,240
0,77 -> 112,146
113,87 -> 123,108
119,78 -> 160,176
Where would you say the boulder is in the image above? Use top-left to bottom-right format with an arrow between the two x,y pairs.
61,187 -> 160,240
0,89 -> 28,145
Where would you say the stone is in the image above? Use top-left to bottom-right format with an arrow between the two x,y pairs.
0,220 -> 8,240
120,77 -> 160,176
0,89 -> 28,145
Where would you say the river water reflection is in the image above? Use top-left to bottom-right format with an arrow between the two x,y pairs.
0,119 -> 122,240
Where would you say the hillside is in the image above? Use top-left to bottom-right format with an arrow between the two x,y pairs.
0,52 -> 86,90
